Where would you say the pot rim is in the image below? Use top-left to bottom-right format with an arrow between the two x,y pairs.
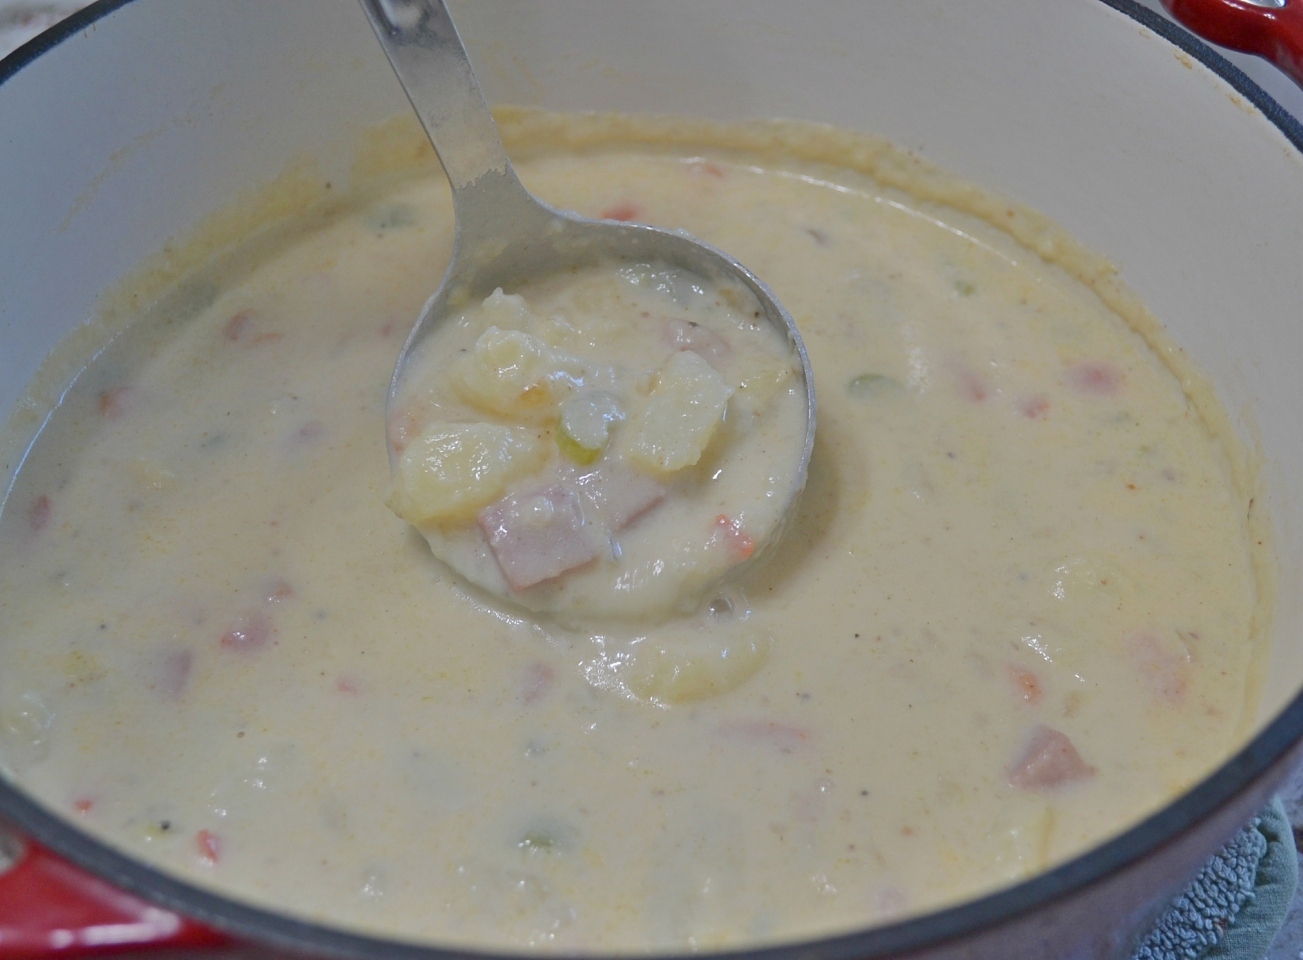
1,1 -> 1302,958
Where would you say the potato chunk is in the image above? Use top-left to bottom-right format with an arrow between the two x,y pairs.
453,325 -> 581,421
387,422 -> 545,525
628,351 -> 733,474
627,630 -> 772,703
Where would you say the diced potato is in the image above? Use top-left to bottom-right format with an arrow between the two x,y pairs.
627,630 -> 772,703
732,353 -> 795,417
479,288 -> 529,327
453,325 -> 582,421
387,422 -> 546,525
628,351 -> 733,474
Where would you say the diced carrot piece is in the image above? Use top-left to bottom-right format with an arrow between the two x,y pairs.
713,515 -> 756,560
196,829 -> 221,863
600,202 -> 641,222
98,386 -> 130,419
1008,665 -> 1044,704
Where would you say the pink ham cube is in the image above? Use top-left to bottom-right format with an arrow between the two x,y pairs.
480,485 -> 601,591
573,466 -> 665,531
1008,725 -> 1095,791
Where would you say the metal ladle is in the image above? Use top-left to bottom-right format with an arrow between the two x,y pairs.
359,0 -> 815,602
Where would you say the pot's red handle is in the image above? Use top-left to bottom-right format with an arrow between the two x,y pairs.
0,834 -> 229,957
1161,0 -> 1303,88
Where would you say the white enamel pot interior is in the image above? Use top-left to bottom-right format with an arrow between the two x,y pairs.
2,1 -> 1303,958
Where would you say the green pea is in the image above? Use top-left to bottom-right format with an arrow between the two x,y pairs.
846,373 -> 900,399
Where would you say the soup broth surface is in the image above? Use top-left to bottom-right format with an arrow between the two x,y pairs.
0,113 -> 1263,952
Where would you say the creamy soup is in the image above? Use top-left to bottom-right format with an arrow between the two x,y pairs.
0,113 -> 1266,953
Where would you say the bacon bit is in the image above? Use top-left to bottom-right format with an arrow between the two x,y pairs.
28,494 -> 51,533
155,649 -> 194,699
250,332 -> 283,347
97,386 -> 130,419
1008,666 -> 1044,704
223,310 -> 252,341
522,661 -> 556,704
688,160 -> 727,179
600,202 -> 641,222
73,798 -> 94,815
713,515 -> 756,560
1126,631 -> 1192,704
1008,725 -> 1095,791
1015,395 -> 1051,420
335,676 -> 360,695
720,720 -> 812,753
219,612 -> 273,652
948,361 -> 989,403
196,829 -> 222,864
1065,360 -> 1123,397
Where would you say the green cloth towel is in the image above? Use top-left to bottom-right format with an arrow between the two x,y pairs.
1132,798 -> 1297,960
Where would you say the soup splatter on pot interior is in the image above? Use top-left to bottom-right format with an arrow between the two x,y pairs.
0,111 -> 1267,952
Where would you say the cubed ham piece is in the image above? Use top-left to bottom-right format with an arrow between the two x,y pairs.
664,318 -> 731,364
573,466 -> 665,531
480,485 -> 601,591
1008,725 -> 1095,791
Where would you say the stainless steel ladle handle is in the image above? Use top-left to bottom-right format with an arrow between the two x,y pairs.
358,0 -> 549,245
